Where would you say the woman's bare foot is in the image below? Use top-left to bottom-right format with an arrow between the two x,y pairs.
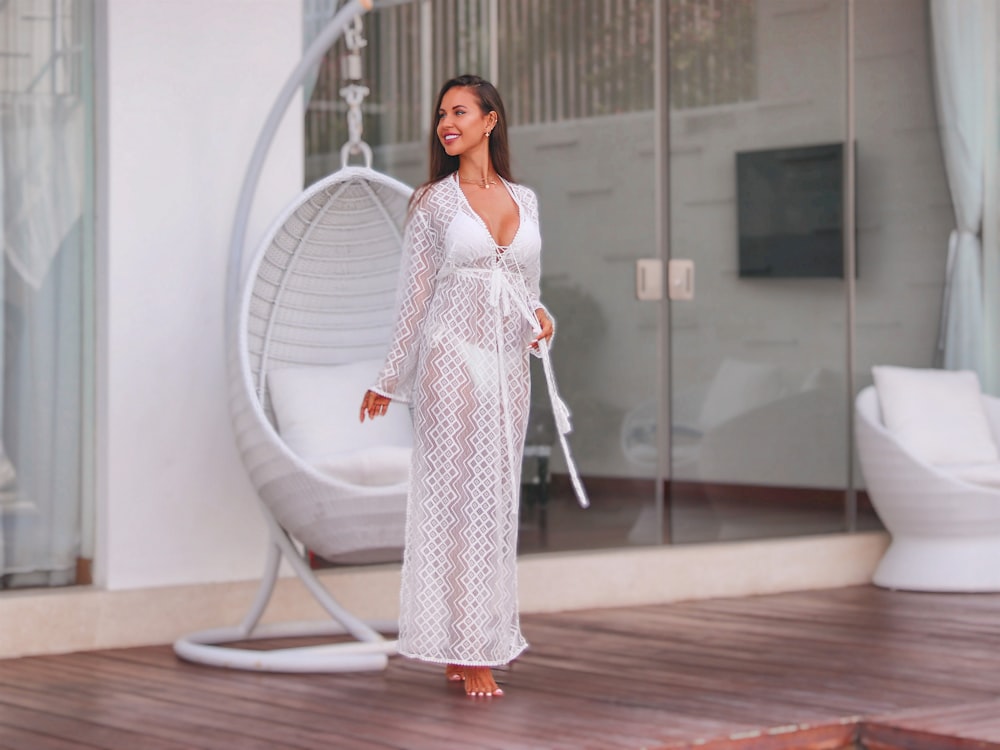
463,666 -> 503,697
445,664 -> 465,682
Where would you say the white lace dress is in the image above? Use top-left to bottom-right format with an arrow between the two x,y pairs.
372,173 -> 547,666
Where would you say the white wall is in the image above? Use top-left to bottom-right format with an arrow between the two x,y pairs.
102,0 -> 303,590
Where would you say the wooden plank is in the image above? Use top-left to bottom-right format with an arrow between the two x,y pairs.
2,586 -> 1000,749
0,723 -> 105,750
0,655 -> 441,750
865,698 -> 1000,747
862,722 -> 1000,750
653,720 -> 858,750
0,701 -> 193,750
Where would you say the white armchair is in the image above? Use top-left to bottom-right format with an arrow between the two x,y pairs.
855,368 -> 1000,592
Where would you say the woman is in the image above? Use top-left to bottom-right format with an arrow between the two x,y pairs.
359,74 -> 553,698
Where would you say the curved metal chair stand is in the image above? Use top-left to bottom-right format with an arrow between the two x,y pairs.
172,513 -> 398,673
174,0 -> 416,673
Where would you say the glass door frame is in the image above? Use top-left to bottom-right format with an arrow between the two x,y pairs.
660,0 -> 861,543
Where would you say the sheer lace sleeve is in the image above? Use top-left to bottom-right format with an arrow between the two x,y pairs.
372,204 -> 441,402
522,187 -> 544,312
520,187 -> 553,355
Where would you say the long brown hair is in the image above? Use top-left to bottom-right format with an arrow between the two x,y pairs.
410,74 -> 513,210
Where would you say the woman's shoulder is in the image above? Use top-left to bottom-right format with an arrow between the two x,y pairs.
507,180 -> 537,201
426,175 -> 456,196
507,181 -> 538,207
507,180 -> 539,214
409,177 -> 456,217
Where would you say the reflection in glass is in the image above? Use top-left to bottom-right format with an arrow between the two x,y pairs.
0,0 -> 94,588
305,1 -> 663,554
300,0 -> 981,554
668,0 -> 851,543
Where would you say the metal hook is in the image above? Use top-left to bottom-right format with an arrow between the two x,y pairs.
338,16 -> 371,168
341,140 -> 373,169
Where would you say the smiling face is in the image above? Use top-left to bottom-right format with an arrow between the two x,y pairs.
436,86 -> 497,158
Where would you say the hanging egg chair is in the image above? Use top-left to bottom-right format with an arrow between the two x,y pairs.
174,0 -> 411,673
236,162 -> 413,564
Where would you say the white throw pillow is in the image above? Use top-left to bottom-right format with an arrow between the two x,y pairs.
697,358 -> 785,431
268,361 -> 413,485
872,365 -> 999,465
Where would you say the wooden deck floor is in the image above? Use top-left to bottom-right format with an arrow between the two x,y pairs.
2,585 -> 1000,749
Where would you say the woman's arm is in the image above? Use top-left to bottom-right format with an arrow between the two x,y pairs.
531,307 -> 554,351
361,204 -> 441,420
360,389 -> 390,421
522,188 -> 555,353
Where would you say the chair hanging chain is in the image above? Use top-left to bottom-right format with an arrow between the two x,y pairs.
340,15 -> 373,168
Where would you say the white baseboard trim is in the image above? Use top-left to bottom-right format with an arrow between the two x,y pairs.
0,532 -> 888,659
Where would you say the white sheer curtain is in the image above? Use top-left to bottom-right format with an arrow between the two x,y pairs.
982,2 -> 1000,396
0,0 -> 91,588
930,0 -> 989,375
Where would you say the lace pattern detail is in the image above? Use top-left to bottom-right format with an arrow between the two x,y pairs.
374,176 -> 542,665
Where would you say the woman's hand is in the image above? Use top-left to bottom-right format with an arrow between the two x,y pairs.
531,308 -> 554,351
360,389 -> 392,422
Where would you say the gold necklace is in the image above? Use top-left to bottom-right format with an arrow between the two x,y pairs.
458,173 -> 498,190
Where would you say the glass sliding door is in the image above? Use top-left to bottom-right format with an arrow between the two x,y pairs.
667,0 -> 853,543
302,0 -> 995,555
305,0 -> 667,555
506,0 -> 664,552
0,0 -> 96,588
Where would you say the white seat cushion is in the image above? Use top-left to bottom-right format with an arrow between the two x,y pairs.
872,365 -> 999,465
312,447 -> 411,487
947,462 -> 1000,490
268,360 -> 412,486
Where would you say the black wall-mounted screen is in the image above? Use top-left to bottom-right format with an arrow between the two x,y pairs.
737,143 -> 845,278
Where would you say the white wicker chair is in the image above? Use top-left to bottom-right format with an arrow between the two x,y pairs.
173,0 -> 415,672
174,166 -> 413,673
235,166 -> 413,564
855,385 -> 1000,592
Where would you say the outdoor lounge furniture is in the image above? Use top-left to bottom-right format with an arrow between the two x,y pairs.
855,366 -> 1000,592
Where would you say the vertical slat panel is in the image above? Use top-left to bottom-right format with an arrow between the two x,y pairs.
576,0 -> 586,120
556,3 -> 576,120
532,0 -> 541,123
301,0 -> 756,174
587,0 -> 596,115
458,0 -> 467,73
557,2 -> 566,121
395,7 -> 404,143
434,0 -> 444,87
544,1 -> 553,123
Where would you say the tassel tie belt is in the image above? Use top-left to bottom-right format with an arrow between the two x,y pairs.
450,265 -> 589,509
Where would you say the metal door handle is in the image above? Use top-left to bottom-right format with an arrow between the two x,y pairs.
668,259 -> 694,301
636,259 -> 663,301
